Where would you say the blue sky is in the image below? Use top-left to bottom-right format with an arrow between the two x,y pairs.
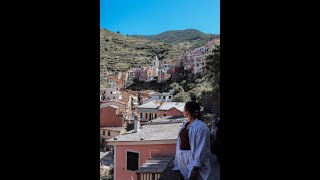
100,0 -> 220,35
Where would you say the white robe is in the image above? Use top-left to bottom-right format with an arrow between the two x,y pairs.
173,119 -> 211,180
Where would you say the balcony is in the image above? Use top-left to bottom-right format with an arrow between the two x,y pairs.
135,157 -> 176,180
136,153 -> 220,180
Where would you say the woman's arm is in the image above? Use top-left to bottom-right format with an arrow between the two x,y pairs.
191,125 -> 211,168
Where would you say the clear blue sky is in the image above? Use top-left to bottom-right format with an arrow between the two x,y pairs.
100,0 -> 220,35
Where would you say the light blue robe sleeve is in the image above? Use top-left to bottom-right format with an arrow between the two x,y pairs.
173,122 -> 186,170
191,125 -> 211,168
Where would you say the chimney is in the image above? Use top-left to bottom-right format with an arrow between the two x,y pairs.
133,115 -> 140,133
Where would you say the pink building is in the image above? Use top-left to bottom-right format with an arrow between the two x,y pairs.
105,74 -> 122,90
107,117 -> 186,180
135,67 -> 148,82
167,107 -> 184,117
157,102 -> 185,118
100,105 -> 125,127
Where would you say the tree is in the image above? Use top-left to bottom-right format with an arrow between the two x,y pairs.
109,164 -> 114,177
188,80 -> 213,103
100,164 -> 114,180
172,92 -> 191,102
170,82 -> 185,95
205,45 -> 220,82
105,83 -> 111,88
202,45 -> 220,116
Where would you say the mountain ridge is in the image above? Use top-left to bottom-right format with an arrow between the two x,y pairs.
130,29 -> 219,50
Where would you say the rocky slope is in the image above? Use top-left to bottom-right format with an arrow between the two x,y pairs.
100,28 -> 187,76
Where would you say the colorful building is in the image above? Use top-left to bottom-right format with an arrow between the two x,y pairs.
100,105 -> 125,127
137,101 -> 160,123
157,102 -> 185,117
107,116 -> 186,180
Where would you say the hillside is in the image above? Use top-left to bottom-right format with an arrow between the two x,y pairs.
130,29 -> 219,50
100,28 -> 187,77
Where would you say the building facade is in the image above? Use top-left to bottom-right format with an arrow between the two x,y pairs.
137,101 -> 160,123
107,117 -> 186,180
100,105 -> 125,127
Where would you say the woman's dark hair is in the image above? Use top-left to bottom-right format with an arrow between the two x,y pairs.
185,101 -> 203,120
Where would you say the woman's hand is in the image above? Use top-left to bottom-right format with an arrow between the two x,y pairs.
190,167 -> 199,180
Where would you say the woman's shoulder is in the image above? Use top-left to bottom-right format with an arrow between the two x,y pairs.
194,119 -> 210,130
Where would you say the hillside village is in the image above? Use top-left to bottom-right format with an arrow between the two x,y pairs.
100,30 -> 220,180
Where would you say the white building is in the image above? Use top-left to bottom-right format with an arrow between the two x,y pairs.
104,88 -> 122,100
150,92 -> 173,102
105,79 -> 116,89
141,92 -> 173,104
151,55 -> 160,77
161,64 -> 171,73
128,69 -> 136,81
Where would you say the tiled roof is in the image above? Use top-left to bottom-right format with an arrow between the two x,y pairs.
170,106 -> 184,113
150,92 -> 172,96
100,151 -> 110,159
100,103 -> 120,108
108,105 -> 119,109
159,102 -> 185,111
137,101 -> 159,109
107,116 -> 186,142
100,126 -> 126,133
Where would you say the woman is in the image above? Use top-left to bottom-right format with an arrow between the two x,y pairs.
173,101 -> 211,180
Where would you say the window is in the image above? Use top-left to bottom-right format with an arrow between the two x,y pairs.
127,151 -> 139,171
164,114 -> 166,117
145,113 -> 148,119
155,114 -> 157,119
108,131 -> 110,136
111,91 -> 113,94
169,96 -> 171,99
159,96 -> 161,99
163,96 -> 165,100
102,131 -> 105,135
113,97 -> 115,99
140,113 -> 142,118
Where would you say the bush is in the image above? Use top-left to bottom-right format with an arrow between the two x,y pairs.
202,113 -> 214,125
100,165 -> 114,180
